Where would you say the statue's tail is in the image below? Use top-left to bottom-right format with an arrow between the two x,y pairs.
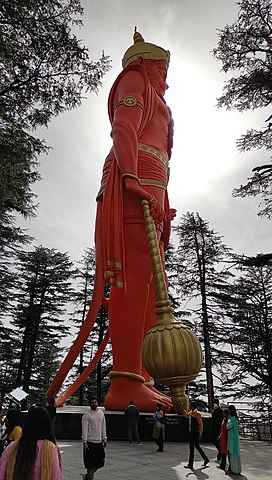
55,327 -> 111,407
47,265 -> 106,401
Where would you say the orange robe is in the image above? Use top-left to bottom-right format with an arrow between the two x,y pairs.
48,61 -> 173,410
97,62 -> 172,397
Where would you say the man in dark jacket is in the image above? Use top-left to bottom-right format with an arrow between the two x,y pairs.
125,401 -> 141,444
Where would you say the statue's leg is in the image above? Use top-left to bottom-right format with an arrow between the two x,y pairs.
105,189 -> 171,411
105,223 -> 171,411
110,221 -> 150,374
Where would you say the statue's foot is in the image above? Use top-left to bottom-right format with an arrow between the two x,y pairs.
105,375 -> 172,412
147,385 -> 173,408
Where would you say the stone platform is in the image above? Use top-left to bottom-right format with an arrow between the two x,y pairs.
60,439 -> 272,480
55,406 -> 212,442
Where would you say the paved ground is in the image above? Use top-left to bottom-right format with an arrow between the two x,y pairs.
60,440 -> 272,480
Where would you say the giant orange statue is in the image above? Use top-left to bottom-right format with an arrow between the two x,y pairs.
48,30 -> 175,411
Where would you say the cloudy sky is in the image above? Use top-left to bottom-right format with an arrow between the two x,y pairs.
20,0 -> 272,261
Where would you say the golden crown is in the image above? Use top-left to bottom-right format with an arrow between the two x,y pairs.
122,28 -> 170,69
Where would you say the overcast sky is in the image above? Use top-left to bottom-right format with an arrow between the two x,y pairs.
20,0 -> 272,261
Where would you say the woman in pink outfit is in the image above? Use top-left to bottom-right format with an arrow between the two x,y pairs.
0,406 -> 62,480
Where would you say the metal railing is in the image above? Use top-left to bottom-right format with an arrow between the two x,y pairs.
233,402 -> 272,442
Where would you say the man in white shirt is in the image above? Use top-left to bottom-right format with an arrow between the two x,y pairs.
82,397 -> 107,480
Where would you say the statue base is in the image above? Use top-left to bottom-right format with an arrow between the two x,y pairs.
54,406 -> 213,442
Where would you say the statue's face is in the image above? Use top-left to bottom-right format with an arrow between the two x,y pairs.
143,59 -> 168,97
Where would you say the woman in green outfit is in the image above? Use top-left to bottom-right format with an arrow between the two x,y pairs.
227,405 -> 241,474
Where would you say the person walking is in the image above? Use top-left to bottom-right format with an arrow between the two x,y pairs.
218,409 -> 229,471
82,397 -> 107,480
184,401 -> 209,470
227,405 -> 242,474
211,398 -> 223,461
153,404 -> 165,452
0,406 -> 62,479
125,401 -> 141,444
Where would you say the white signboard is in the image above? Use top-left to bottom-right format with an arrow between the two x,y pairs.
8,387 -> 28,403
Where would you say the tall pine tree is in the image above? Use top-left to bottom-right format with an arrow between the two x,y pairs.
0,0 -> 110,219
13,246 -> 74,401
214,257 -> 272,403
214,0 -> 272,217
174,212 -> 232,410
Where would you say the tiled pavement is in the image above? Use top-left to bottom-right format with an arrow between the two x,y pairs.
60,440 -> 272,480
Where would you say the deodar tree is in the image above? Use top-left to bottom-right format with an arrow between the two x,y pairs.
13,246 -> 75,400
214,0 -> 272,217
174,212 -> 232,411
214,258 -> 272,403
0,0 -> 110,218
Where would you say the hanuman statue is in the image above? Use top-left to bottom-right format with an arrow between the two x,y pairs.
48,30 -> 176,411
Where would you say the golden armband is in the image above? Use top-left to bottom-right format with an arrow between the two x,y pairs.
116,95 -> 144,110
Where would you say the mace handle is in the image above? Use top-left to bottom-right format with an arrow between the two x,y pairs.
142,200 -> 172,323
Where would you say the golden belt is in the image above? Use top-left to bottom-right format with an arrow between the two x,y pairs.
97,144 -> 169,198
138,143 -> 169,190
139,178 -> 167,190
138,143 -> 169,167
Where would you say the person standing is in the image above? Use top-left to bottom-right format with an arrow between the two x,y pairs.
125,401 -> 141,444
211,398 -> 224,461
218,409 -> 229,471
184,401 -> 209,470
153,404 -> 165,452
227,405 -> 241,474
82,397 -> 107,480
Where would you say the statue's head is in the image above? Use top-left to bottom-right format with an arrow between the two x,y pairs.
122,29 -> 170,97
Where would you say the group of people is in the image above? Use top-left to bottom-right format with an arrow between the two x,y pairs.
0,396 -> 242,480
124,399 -> 242,474
212,398 -> 242,474
82,398 -> 202,479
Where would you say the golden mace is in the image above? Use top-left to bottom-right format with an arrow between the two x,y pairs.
142,200 -> 202,414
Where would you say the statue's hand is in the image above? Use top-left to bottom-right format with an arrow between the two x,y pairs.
124,176 -> 164,225
124,176 -> 153,202
168,208 -> 177,221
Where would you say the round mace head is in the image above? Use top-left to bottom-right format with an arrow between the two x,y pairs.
143,322 -> 202,383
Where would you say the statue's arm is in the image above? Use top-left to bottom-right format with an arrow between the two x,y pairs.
111,70 -> 152,201
111,70 -> 144,178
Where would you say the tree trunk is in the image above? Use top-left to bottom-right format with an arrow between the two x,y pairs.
16,324 -> 30,386
193,219 -> 214,411
201,292 -> 214,411
78,348 -> 85,405
22,305 -> 41,391
79,273 -> 89,404
96,306 -> 106,403
16,270 -> 39,387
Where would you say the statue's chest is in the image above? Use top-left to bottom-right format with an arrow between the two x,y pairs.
149,94 -> 170,135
